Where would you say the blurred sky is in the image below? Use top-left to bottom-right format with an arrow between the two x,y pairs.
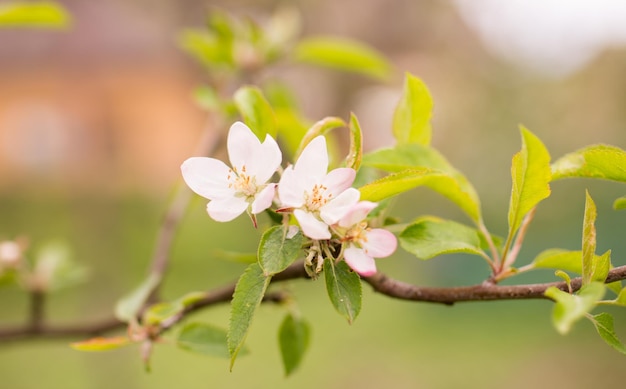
455,0 -> 626,77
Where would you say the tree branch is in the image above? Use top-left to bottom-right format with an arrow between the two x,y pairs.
2,263 -> 626,342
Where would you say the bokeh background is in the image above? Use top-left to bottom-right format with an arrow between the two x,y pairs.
2,0 -> 626,388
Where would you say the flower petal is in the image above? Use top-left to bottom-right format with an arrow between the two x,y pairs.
251,184 -> 276,214
250,134 -> 282,183
322,168 -> 356,196
293,136 -> 328,181
320,187 -> 360,225
206,196 -> 249,222
278,167 -> 306,207
344,246 -> 377,276
181,157 -> 234,200
294,209 -> 331,240
338,201 -> 378,228
362,228 -> 397,258
227,121 -> 261,170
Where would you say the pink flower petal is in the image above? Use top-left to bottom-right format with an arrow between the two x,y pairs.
251,184 -> 276,214
294,209 -> 331,240
206,196 -> 249,222
320,187 -> 360,225
294,136 -> 328,181
322,168 -> 356,196
181,157 -> 234,200
344,246 -> 377,276
362,228 -> 397,258
338,201 -> 378,228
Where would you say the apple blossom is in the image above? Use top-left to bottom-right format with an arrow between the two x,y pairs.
336,201 -> 397,276
278,136 -> 360,240
181,121 -> 282,225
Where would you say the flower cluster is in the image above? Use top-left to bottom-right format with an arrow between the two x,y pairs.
181,122 -> 397,276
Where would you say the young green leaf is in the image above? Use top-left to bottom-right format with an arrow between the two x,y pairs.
582,190 -> 597,285
114,272 -> 161,323
347,113 -> 363,171
393,73 -> 433,146
552,144 -> 626,182
295,116 -> 346,159
293,36 -> 392,80
399,217 -> 488,260
70,336 -> 130,352
588,313 -> 626,355
0,2 -> 70,28
258,225 -> 303,276
228,263 -> 271,370
531,249 -> 583,273
508,126 -> 552,235
177,322 -> 247,359
545,282 -> 605,334
178,29 -> 233,68
233,86 -> 277,139
613,196 -> 626,210
359,168 -> 481,223
278,313 -> 311,376
143,301 -> 185,326
324,260 -> 362,324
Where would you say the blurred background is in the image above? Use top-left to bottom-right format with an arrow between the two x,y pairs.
1,0 -> 626,388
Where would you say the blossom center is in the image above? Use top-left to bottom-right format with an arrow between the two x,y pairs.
304,184 -> 332,212
344,222 -> 370,244
228,165 -> 258,197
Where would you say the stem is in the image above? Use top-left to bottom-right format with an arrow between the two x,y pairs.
503,208 -> 536,270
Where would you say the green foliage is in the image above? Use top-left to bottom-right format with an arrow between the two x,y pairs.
0,1 -> 70,28
228,263 -> 271,370
177,322 -> 244,359
582,191 -> 598,285
359,168 -> 481,222
392,73 -> 433,146
545,282 -> 605,335
323,260 -> 362,324
114,273 -> 161,324
295,117 -> 347,159
588,313 -> 626,355
531,249 -> 584,273
552,144 -> 626,182
258,225 -> 304,276
399,217 -> 490,260
233,86 -> 277,139
614,196 -> 626,210
293,36 -> 392,80
278,313 -> 311,376
347,113 -> 363,171
70,336 -> 130,352
507,127 -> 552,236
143,291 -> 206,326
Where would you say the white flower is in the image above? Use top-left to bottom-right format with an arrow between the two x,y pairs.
278,136 -> 360,240
181,121 -> 282,225
336,201 -> 397,276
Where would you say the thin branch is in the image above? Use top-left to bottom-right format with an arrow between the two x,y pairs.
2,263 -> 626,342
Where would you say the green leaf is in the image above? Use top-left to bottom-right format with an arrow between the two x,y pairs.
0,2 -> 70,28
177,322 -> 247,359
143,301 -> 184,326
70,336 -> 130,352
359,168 -> 481,222
399,217 -> 488,260
362,144 -> 482,222
293,36 -> 392,80
531,249 -> 583,273
233,86 -> 277,139
347,113 -> 363,171
607,288 -> 626,306
614,196 -> 626,211
178,29 -> 233,68
258,225 -> 304,276
114,273 -> 161,323
582,191 -> 597,285
392,73 -> 433,146
295,117 -> 346,160
228,263 -> 271,370
552,144 -> 626,182
588,313 -> 626,355
324,260 -> 362,324
554,270 -> 572,289
193,85 -> 221,111
508,127 -> 552,235
545,282 -> 605,334
278,313 -> 311,376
